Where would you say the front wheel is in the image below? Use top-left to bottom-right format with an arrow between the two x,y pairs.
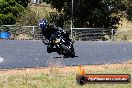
42,36 -> 49,45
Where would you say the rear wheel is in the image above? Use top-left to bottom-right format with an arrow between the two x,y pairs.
47,46 -> 52,53
56,47 -> 62,55
70,44 -> 75,54
61,44 -> 75,57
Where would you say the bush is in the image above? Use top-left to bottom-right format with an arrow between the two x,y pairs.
0,0 -> 24,25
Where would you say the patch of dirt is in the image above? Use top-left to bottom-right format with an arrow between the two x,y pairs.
115,18 -> 132,41
118,18 -> 132,32
16,34 -> 32,40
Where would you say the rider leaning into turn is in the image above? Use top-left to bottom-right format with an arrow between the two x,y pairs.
38,19 -> 71,54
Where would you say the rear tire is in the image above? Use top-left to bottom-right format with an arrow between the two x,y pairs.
47,45 -> 53,53
61,44 -> 75,57
56,49 -> 62,55
47,47 -> 52,53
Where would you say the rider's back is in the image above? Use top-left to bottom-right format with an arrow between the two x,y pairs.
42,24 -> 58,40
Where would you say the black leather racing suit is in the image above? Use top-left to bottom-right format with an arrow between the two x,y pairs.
41,24 -> 70,53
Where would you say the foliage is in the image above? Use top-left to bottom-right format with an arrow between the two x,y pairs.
15,0 -> 29,7
43,0 -> 132,29
0,0 -> 24,25
63,0 -> 122,28
45,12 -> 59,23
43,0 -> 65,12
125,1 -> 132,21
16,8 -> 38,26
45,12 -> 64,27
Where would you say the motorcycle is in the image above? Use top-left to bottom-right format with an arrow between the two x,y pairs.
42,31 -> 75,57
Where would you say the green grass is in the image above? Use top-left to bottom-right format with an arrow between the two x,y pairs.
0,65 -> 131,88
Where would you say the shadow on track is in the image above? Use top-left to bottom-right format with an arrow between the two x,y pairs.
54,56 -> 78,58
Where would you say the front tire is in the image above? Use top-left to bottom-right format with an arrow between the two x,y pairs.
42,36 -> 49,45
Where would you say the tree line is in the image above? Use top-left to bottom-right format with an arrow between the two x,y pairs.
43,0 -> 132,29
0,0 -> 29,25
0,0 -> 131,29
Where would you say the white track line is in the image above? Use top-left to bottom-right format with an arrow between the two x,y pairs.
0,57 -> 4,62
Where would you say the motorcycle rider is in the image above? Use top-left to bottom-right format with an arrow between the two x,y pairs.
38,19 -> 72,54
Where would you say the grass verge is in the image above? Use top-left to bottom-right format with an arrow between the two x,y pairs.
0,62 -> 131,88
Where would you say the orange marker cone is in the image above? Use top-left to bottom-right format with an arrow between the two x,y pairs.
78,65 -> 85,75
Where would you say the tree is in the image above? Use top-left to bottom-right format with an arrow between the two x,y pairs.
15,0 -> 29,8
0,0 -> 24,25
125,0 -> 132,21
63,0 -> 123,28
16,8 -> 38,26
43,0 -> 65,12
43,0 -> 131,29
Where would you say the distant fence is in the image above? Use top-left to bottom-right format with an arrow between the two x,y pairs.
0,25 -> 42,40
0,25 -> 116,41
70,28 -> 116,41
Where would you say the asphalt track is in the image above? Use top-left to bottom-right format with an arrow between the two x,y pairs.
0,40 -> 132,68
